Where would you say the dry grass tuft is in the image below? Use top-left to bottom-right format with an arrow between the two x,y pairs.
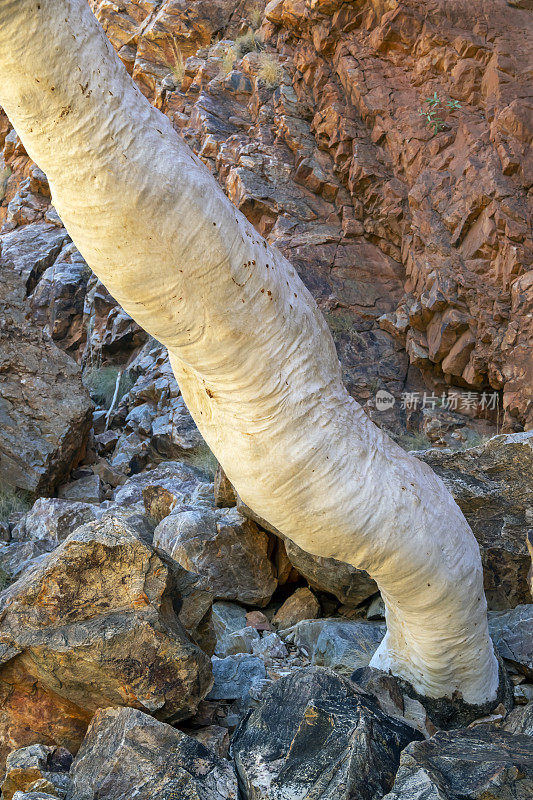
258,52 -> 283,87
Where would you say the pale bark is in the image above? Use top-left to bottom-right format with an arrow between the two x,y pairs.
0,0 -> 499,703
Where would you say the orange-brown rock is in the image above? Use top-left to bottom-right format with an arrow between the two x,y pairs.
0,517 -> 213,769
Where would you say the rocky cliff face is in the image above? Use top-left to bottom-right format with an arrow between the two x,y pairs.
84,0 -> 532,431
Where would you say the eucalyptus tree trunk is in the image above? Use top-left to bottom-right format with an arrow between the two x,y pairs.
0,0 -> 500,706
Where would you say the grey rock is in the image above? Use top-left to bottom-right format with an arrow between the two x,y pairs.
313,619 -> 386,675
280,618 -> 385,674
224,626 -> 261,656
0,222 -> 69,291
11,498 -> 101,545
212,601 -> 248,656
112,460 -> 210,508
503,703 -> 533,736
490,604 -> 533,678
382,728 -> 533,799
207,654 -> 266,700
0,244 -> 92,495
57,475 -> 103,504
232,666 -> 422,800
419,433 -> 533,609
67,706 -> 238,800
251,631 -> 289,664
29,242 -> 90,355
154,506 -> 277,607
1,743 -> 72,800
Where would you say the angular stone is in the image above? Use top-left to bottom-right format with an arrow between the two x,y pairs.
112,460 -> 211,509
419,433 -> 533,609
232,666 -> 422,800
154,506 -> 277,606
67,706 -> 238,800
489,604 -> 533,679
283,539 -> 377,607
382,728 -> 533,799
207,654 -> 266,701
0,518 -> 213,768
272,587 -> 321,628
312,619 -> 386,675
1,744 -> 72,800
211,601 -> 248,657
10,499 -> 101,546
503,703 -> 533,736
0,248 -> 92,496
213,464 -> 236,507
236,496 -> 377,606
57,475 -> 103,505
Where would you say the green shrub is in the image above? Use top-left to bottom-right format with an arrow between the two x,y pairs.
83,366 -> 134,410
419,92 -> 461,135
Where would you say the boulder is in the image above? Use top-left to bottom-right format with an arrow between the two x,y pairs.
503,703 -> 533,737
66,706 -> 238,800
232,666 -> 422,800
419,433 -> 533,609
312,619 -> 386,675
1,744 -> 72,800
211,601 -> 248,656
237,498 -> 377,606
280,618 -> 385,675
154,506 -> 277,606
112,460 -> 211,509
382,728 -> 533,799
223,626 -> 260,656
57,475 -> 103,504
0,518 -> 213,768
0,232 -> 92,495
272,587 -> 321,628
489,604 -> 533,679
29,242 -> 91,355
207,654 -> 266,701
10,499 -> 101,546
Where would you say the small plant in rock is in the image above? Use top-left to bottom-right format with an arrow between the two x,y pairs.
234,30 -> 264,60
83,365 -> 134,409
249,5 -> 263,30
221,46 -> 236,75
397,431 -> 433,452
0,485 -> 30,523
0,567 -> 12,593
0,166 -> 11,202
167,35 -> 185,85
419,92 -> 462,135
258,52 -> 283,88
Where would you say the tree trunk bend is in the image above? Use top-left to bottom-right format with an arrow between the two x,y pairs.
0,0 -> 500,705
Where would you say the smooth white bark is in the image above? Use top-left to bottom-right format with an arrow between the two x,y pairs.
0,0 -> 499,703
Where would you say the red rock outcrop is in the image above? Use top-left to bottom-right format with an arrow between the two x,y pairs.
2,0 -> 531,430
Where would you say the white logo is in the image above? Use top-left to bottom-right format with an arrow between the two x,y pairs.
375,390 -> 395,411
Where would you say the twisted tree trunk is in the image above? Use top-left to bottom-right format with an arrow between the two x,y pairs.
0,0 -> 500,705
